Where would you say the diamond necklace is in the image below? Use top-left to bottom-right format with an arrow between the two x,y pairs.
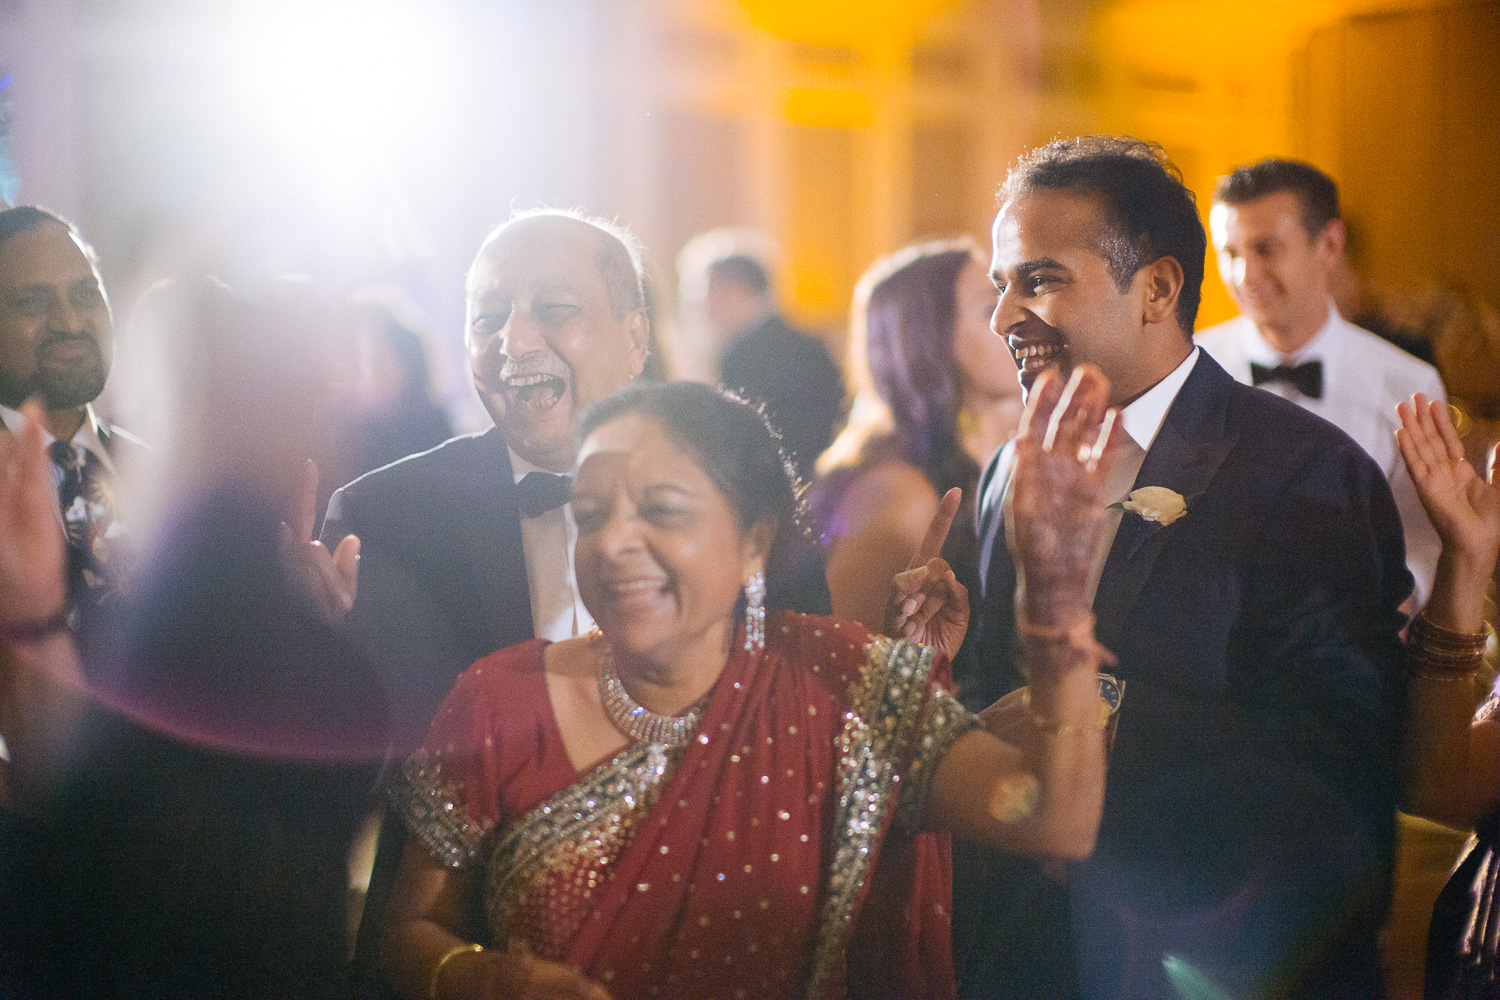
594,635 -> 706,749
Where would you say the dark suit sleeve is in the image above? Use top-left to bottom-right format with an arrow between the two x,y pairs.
1233,443 -> 1409,852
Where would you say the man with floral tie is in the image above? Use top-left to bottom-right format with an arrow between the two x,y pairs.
0,207 -> 143,630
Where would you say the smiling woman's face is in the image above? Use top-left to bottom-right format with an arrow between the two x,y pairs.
572,412 -> 769,667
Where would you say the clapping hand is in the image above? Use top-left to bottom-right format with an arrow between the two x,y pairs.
277,459 -> 360,623
0,401 -> 68,629
1396,393 -> 1500,576
1010,365 -> 1121,631
885,486 -> 969,659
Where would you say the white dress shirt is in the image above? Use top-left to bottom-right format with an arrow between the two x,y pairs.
1086,347 -> 1200,604
1001,348 -> 1200,606
508,447 -> 594,643
1198,303 -> 1445,607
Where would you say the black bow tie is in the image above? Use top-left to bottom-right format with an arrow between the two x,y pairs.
1250,359 -> 1323,400
516,471 -> 572,518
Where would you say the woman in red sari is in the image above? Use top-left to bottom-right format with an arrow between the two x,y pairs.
380,368 -> 1122,1000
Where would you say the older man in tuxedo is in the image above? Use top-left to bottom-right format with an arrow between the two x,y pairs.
308,209 -> 830,989
955,138 -> 1409,999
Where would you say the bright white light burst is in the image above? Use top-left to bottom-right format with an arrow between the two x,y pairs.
224,0 -> 452,177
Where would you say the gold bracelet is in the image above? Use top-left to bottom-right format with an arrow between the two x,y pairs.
429,942 -> 484,1000
1407,611 -> 1489,678
1410,610 -> 1489,650
1019,687 -> 1107,735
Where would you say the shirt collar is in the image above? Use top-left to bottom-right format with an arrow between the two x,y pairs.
1118,347 -> 1200,452
508,445 -> 570,485
1240,300 -> 1340,366
0,403 -> 115,472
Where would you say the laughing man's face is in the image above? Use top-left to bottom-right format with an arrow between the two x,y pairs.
465,216 -> 647,471
990,189 -> 1149,407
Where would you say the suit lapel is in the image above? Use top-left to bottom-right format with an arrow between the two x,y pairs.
1092,354 -> 1238,655
977,442 -> 1016,603
464,429 -> 536,649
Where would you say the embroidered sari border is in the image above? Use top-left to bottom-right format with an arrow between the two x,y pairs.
482,744 -> 656,950
805,636 -> 944,1000
388,748 -> 491,869
895,685 -> 980,833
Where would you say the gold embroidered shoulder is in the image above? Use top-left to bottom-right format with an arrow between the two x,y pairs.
388,749 -> 492,869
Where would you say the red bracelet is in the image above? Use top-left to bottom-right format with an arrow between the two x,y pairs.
1017,613 -> 1119,671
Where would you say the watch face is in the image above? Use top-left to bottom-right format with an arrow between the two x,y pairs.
1098,673 -> 1124,717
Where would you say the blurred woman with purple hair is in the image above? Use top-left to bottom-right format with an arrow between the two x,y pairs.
811,238 -> 1022,650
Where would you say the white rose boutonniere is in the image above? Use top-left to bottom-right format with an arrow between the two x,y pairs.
1109,486 -> 1189,526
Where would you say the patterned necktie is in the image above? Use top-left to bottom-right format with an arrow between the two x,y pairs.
50,440 -> 118,610
1249,359 -> 1323,399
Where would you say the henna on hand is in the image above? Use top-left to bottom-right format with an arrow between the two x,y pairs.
1009,366 -> 1120,629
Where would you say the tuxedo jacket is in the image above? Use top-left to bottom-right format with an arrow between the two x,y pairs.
963,353 -> 1410,999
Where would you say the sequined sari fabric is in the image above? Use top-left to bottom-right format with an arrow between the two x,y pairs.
389,611 -> 978,999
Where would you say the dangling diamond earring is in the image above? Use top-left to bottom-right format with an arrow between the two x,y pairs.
744,570 -> 766,655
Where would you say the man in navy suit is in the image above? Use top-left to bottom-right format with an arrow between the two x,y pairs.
954,138 -> 1408,999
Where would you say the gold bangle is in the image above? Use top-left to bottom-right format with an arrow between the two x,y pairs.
1409,667 -> 1480,682
429,942 -> 483,1000
1409,611 -> 1489,652
1020,687 -> 1107,735
1406,612 -> 1489,678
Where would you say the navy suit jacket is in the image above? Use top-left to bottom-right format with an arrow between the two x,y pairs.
962,353 -> 1410,999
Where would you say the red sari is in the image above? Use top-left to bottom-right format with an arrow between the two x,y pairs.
390,611 -> 976,999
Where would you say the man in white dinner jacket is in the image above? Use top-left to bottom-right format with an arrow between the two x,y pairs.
1197,158 -> 1445,608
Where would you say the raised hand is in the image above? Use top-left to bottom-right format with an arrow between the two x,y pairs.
1010,365 -> 1121,630
885,486 -> 969,658
277,459 -> 360,623
1396,393 -> 1500,575
0,401 -> 68,628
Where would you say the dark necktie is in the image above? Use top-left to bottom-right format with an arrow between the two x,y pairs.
50,440 -> 117,608
1250,359 -> 1323,399
516,471 -> 572,518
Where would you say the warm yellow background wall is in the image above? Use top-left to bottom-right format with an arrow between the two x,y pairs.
609,0 -> 1499,363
